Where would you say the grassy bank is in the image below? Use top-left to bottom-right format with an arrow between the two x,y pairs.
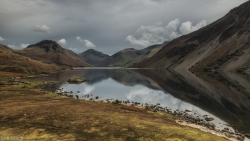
0,76 -> 229,141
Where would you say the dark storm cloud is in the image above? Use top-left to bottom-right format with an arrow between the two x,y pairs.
0,0 -> 247,55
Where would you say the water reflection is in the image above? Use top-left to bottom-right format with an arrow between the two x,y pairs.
58,68 -> 250,133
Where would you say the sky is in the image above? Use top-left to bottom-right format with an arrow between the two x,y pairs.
0,0 -> 247,55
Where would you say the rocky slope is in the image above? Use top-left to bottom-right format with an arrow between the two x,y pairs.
15,40 -> 91,67
78,49 -> 110,66
99,42 -> 167,67
133,1 -> 250,72
0,44 -> 62,74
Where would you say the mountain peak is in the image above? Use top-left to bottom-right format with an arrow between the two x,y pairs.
79,49 -> 110,66
27,40 -> 64,53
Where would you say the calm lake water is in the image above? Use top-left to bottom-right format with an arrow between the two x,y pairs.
51,68 -> 250,134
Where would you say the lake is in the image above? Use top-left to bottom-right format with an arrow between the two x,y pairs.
35,68 -> 250,134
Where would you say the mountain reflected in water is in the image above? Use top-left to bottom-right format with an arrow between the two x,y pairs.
55,68 -> 250,133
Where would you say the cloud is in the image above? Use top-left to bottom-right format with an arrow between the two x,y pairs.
76,36 -> 96,48
33,25 -> 51,33
179,20 -> 207,35
20,43 -> 30,48
76,36 -> 84,43
82,85 -> 95,95
0,36 -> 5,41
8,45 -> 15,48
57,39 -> 66,46
69,47 -> 78,51
125,19 -> 207,47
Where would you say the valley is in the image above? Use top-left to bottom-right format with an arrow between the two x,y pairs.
0,1 -> 250,141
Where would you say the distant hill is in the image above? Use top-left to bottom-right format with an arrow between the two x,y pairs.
0,44 -> 62,74
98,42 -> 168,67
0,44 -> 12,50
15,40 -> 91,67
133,1 -> 250,72
78,49 -> 110,66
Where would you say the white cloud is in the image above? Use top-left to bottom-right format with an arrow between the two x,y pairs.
76,36 -> 82,43
126,19 -> 207,47
0,36 -> 5,41
20,43 -> 30,48
179,20 -> 207,35
76,36 -> 96,48
33,24 -> 51,33
8,45 -> 15,48
125,35 -> 151,47
83,85 -> 95,95
57,39 -> 66,46
69,47 -> 78,51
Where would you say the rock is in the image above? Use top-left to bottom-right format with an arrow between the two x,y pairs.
75,95 -> 79,99
236,136 -> 244,141
207,121 -> 215,130
203,115 -> 208,117
223,127 -> 229,132
225,132 -> 233,138
195,116 -> 201,121
245,133 -> 250,138
68,77 -> 88,84
205,117 -> 214,121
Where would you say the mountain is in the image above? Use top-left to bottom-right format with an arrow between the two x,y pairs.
0,44 -> 62,74
133,1 -> 250,72
98,42 -> 167,67
15,40 -> 91,67
78,49 -> 110,66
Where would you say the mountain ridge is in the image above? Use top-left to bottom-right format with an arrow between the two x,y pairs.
98,42 -> 168,67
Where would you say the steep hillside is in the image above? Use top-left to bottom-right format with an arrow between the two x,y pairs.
15,40 -> 91,67
78,49 -> 110,66
134,1 -> 250,72
0,44 -> 62,74
98,43 -> 167,67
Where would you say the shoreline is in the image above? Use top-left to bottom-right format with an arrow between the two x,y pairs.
176,120 -> 250,141
0,74 -> 249,139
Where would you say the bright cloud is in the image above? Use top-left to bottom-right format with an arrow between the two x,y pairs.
21,43 -> 30,48
8,45 -> 15,48
179,20 -> 207,35
33,25 -> 51,33
0,36 -> 5,41
126,19 -> 207,47
76,36 -> 96,48
57,39 -> 66,46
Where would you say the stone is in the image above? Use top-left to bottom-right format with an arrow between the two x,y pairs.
205,117 -> 214,121
207,121 -> 215,130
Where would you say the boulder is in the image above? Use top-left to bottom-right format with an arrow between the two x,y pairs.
207,121 -> 216,130
205,117 -> 214,121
